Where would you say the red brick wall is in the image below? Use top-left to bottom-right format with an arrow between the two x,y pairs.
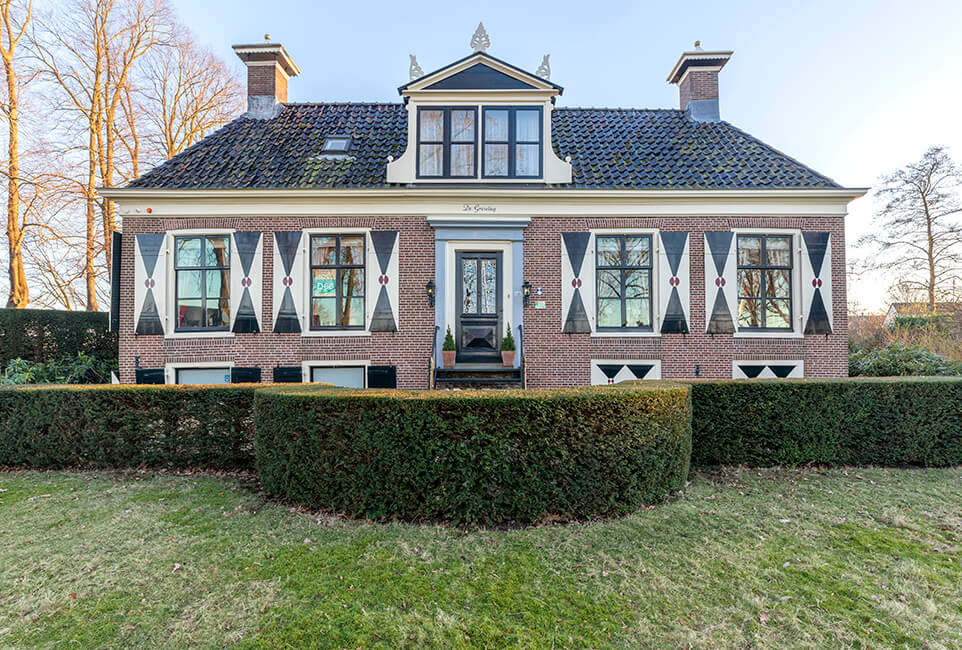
119,216 -> 436,388
246,64 -> 287,102
522,216 -> 847,387
679,69 -> 719,110
119,214 -> 847,388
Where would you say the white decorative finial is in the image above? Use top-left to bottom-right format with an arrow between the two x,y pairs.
471,22 -> 490,52
264,34 -> 271,41
536,54 -> 551,80
694,40 -> 702,50
409,55 -> 423,81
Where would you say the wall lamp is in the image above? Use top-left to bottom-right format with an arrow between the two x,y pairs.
522,280 -> 531,307
426,280 -> 435,307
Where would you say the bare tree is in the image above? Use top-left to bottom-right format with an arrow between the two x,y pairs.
0,0 -> 31,308
138,32 -> 242,161
859,146 -> 962,314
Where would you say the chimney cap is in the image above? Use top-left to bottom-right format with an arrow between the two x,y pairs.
667,46 -> 732,84
232,41 -> 301,77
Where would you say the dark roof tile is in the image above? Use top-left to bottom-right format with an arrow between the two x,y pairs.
127,103 -> 839,190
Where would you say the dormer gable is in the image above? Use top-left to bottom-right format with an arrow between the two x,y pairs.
387,41 -> 572,185
399,51 -> 563,95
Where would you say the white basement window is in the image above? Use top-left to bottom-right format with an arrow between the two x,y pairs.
176,367 -> 231,384
310,366 -> 366,388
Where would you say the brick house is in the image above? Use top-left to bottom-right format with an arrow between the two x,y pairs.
101,32 -> 864,388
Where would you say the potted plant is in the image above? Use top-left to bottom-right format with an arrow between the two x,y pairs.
501,323 -> 516,367
441,325 -> 456,368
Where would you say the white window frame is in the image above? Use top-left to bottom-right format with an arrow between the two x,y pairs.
731,228 -> 804,339
164,361 -> 234,385
299,227 -> 373,337
164,228 -> 236,340
588,228 -> 662,338
301,359 -> 371,386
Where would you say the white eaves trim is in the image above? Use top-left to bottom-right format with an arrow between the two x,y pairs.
99,187 -> 867,219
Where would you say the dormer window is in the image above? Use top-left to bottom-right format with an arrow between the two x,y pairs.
483,107 -> 542,178
321,136 -> 351,155
417,108 -> 477,178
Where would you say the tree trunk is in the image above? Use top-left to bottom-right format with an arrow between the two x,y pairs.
4,57 -> 26,307
85,121 -> 98,311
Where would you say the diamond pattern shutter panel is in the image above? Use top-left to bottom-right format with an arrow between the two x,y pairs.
658,232 -> 690,334
134,233 -> 166,335
231,232 -> 263,333
704,232 -> 736,334
560,232 -> 593,333
272,232 -> 304,333
801,232 -> 832,334
367,231 -> 399,332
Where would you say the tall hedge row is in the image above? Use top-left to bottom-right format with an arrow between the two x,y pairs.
0,385 -> 256,470
691,377 -> 962,467
0,308 -> 117,365
254,384 -> 693,523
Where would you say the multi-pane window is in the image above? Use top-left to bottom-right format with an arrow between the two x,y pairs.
596,235 -> 653,330
737,234 -> 793,330
174,235 -> 230,331
417,107 -> 476,177
310,234 -> 365,329
483,107 -> 542,178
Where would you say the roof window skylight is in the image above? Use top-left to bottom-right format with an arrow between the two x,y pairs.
321,135 -> 351,155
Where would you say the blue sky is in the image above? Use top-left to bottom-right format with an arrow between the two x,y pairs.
172,0 -> 962,310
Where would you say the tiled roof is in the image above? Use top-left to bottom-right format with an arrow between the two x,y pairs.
127,103 -> 840,190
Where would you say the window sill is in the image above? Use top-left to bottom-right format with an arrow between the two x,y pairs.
301,329 -> 372,338
164,331 -> 235,340
733,330 -> 803,339
590,330 -> 660,338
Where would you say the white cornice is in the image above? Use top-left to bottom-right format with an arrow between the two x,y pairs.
99,187 -> 867,219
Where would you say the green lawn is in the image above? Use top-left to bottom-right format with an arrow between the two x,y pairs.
1,468 -> 960,648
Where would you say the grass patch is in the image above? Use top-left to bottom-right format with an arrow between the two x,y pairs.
1,467 -> 961,647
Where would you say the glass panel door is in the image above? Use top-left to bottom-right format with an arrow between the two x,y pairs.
455,252 -> 502,363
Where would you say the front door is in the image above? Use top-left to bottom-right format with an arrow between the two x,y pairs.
455,251 -> 502,363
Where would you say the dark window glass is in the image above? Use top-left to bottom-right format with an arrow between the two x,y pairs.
417,107 -> 476,178
595,234 -> 652,330
737,234 -> 793,330
310,234 -> 365,329
174,235 -> 230,331
482,107 -> 542,178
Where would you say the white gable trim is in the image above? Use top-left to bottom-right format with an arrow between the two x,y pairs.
402,52 -> 559,94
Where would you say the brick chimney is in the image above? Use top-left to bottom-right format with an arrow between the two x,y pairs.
667,43 -> 732,122
232,36 -> 300,119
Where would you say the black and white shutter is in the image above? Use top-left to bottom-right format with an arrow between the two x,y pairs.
272,231 -> 305,333
367,231 -> 399,332
704,232 -> 737,333
801,232 -> 832,334
561,232 -> 593,333
134,233 -> 166,335
230,232 -> 263,333
658,232 -> 690,334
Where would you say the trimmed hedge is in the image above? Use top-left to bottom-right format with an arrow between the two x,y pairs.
254,384 -> 692,523
691,377 -> 962,467
0,385 -> 255,470
0,308 -> 117,366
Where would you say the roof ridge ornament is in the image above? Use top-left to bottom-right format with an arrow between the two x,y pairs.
536,54 -> 550,80
470,22 -> 490,52
408,55 -> 423,81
